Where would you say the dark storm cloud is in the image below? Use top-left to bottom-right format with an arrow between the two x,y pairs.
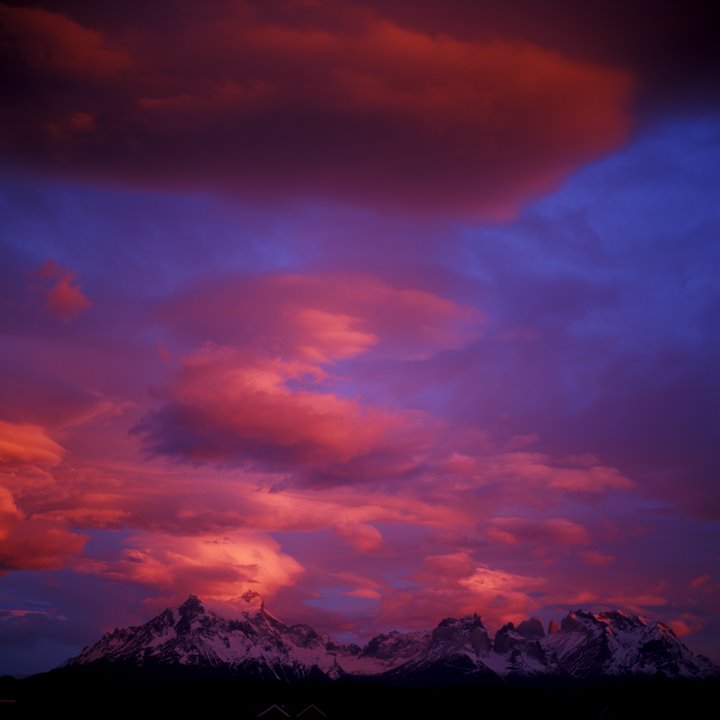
1,0 -> 633,216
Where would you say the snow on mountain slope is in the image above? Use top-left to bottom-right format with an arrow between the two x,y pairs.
538,610 -> 718,679
380,609 -> 718,682
336,629 -> 430,675
72,593 -> 342,680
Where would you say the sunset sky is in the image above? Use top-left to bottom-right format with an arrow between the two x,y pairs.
1,0 -> 719,675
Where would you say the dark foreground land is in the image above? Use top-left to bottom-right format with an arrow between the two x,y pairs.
1,668 -> 717,719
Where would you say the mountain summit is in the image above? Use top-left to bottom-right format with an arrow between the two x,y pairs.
70,594 -> 717,683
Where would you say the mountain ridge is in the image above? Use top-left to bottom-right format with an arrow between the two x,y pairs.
69,593 -> 718,684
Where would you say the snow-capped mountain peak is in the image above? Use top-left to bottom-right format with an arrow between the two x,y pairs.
240,589 -> 264,612
540,609 -> 717,679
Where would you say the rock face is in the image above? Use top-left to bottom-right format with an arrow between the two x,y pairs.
517,618 -> 545,639
70,596 -> 719,684
432,615 -> 492,654
494,622 -> 526,654
381,614 -> 497,686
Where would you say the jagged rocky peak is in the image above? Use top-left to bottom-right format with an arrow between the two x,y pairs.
179,594 -> 205,617
494,617 -> 546,655
516,617 -> 545,639
174,594 -> 213,635
361,630 -> 429,660
548,618 -> 561,634
494,622 -> 522,654
432,614 -> 491,655
561,611 -> 592,634
559,609 -> 653,636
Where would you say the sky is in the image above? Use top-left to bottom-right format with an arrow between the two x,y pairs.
1,0 -> 719,676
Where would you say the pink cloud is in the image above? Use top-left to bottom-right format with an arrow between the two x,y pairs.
459,565 -> 547,614
377,553 -> 547,631
136,344 -> 413,474
155,273 -> 485,362
556,589 -> 669,612
669,613 -> 705,638
580,550 -> 616,567
136,268 -> 635,499
344,587 -> 382,600
422,552 -> 477,578
438,451 -> 633,494
33,260 -> 92,322
292,308 -> 379,362
138,275 -> 488,481
690,574 -> 710,589
333,522 -> 384,553
486,517 -> 591,547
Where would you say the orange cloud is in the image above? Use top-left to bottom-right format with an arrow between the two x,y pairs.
0,422 -> 86,573
0,420 -> 64,466
0,454 -> 463,546
459,564 -> 546,613
0,486 -> 86,572
79,530 -> 303,601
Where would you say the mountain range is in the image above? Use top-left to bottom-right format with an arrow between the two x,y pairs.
68,591 -> 717,684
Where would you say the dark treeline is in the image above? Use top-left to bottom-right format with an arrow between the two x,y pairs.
1,667 -> 717,719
